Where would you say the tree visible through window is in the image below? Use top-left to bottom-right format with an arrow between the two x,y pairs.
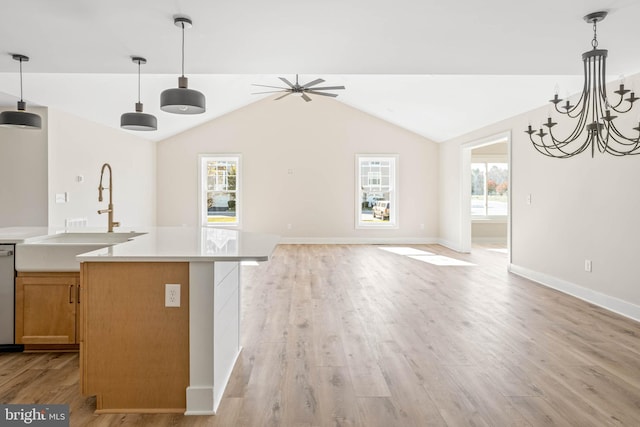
471,162 -> 508,217
200,155 -> 240,226
356,155 -> 398,228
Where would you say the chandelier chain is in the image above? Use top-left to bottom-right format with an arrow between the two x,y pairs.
592,20 -> 598,49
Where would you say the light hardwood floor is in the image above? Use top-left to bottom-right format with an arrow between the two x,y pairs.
1,244 -> 640,426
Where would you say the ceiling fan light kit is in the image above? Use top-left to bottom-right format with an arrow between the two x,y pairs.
160,16 -> 206,114
525,11 -> 640,157
252,74 -> 346,102
121,56 -> 157,131
0,54 -> 42,130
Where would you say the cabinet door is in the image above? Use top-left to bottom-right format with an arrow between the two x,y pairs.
15,274 -> 78,344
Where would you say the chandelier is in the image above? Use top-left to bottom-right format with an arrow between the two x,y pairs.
525,11 -> 640,158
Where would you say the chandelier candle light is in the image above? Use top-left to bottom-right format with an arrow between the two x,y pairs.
525,11 -> 640,158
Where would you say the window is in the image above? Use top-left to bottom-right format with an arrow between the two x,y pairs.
471,160 -> 508,217
200,155 -> 240,226
356,155 -> 398,228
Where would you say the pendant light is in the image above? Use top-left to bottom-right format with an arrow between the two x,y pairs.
120,56 -> 157,131
160,16 -> 206,114
0,54 -> 42,129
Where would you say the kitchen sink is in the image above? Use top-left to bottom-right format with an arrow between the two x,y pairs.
31,232 -> 146,244
15,232 -> 146,272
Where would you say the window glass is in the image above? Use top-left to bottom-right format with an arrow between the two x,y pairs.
471,161 -> 508,217
201,156 -> 240,226
356,155 -> 398,228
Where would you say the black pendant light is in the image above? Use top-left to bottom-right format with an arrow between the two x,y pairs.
0,54 -> 42,130
160,16 -> 206,114
121,56 -> 157,131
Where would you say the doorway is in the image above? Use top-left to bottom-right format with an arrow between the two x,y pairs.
460,132 -> 511,262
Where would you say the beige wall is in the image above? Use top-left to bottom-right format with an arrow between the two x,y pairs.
156,96 -> 439,242
440,72 -> 640,318
0,107 -> 48,226
47,108 -> 156,229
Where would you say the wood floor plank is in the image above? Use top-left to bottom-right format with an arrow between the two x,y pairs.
1,243 -> 640,426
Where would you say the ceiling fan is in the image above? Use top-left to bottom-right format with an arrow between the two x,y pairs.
252,74 -> 345,102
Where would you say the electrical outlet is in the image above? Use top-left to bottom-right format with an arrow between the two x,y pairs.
585,260 -> 592,272
165,284 -> 181,307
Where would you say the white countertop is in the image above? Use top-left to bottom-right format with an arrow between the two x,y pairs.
0,226 -> 280,263
77,227 -> 280,263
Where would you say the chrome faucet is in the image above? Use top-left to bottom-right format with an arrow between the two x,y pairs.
97,163 -> 120,232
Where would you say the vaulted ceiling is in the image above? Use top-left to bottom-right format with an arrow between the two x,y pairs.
1,0 -> 639,142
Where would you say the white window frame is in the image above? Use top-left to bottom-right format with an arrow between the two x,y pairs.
198,154 -> 242,228
471,154 -> 508,221
355,154 -> 399,229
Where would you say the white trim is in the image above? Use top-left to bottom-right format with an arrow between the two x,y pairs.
437,238 -> 465,252
509,263 -> 640,323
279,236 -> 438,245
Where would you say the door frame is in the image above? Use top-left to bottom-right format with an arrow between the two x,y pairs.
459,131 -> 511,262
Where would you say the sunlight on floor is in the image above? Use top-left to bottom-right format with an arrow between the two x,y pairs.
409,255 -> 476,266
379,246 -> 475,266
488,248 -> 508,254
379,247 -> 434,256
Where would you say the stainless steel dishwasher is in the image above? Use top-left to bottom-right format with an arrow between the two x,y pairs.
0,244 -> 22,352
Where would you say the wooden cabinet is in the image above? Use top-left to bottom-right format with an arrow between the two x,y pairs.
15,272 -> 80,346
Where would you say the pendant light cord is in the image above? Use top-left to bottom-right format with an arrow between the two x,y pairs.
181,22 -> 185,77
18,57 -> 24,102
137,59 -> 141,103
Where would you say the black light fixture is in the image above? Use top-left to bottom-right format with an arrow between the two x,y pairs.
160,16 -> 206,114
120,56 -> 157,131
526,11 -> 640,158
0,54 -> 42,130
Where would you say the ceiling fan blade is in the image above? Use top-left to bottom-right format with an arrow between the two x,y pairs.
251,90 -> 289,95
305,86 -> 345,91
252,83 -> 289,90
306,91 -> 339,98
302,78 -> 325,88
279,77 -> 295,88
301,93 -> 312,102
275,92 -> 293,100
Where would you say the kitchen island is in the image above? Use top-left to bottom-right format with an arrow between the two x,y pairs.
75,227 -> 279,415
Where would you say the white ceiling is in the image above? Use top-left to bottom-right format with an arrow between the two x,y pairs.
1,0 -> 640,142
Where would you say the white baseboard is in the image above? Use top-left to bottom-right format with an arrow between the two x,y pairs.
437,238 -> 467,253
509,264 -> 640,323
278,236 -> 439,245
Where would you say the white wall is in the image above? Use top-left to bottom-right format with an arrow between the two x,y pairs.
440,72 -> 640,319
157,96 -> 439,243
0,107 -> 48,226
47,108 -> 156,229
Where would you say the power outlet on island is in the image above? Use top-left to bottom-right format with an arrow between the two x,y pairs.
165,284 -> 181,307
